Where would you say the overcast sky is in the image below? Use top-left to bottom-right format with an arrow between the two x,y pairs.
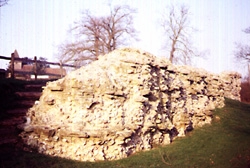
0,0 -> 250,76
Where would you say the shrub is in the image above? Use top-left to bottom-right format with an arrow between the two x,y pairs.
240,81 -> 250,103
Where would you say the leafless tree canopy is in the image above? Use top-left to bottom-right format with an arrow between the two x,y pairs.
162,5 -> 200,65
235,27 -> 250,63
0,0 -> 8,7
243,27 -> 250,34
58,5 -> 137,66
235,44 -> 250,62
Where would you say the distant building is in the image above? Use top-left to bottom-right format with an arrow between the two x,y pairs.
13,49 -> 22,70
9,49 -> 66,80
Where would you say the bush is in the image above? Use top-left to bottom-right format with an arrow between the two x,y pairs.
240,81 -> 250,103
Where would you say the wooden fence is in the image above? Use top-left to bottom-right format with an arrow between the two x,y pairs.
0,53 -> 78,80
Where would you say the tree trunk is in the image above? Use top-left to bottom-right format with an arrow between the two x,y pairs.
248,63 -> 250,83
169,39 -> 177,63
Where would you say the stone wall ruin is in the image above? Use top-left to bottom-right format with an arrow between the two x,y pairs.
19,48 -> 241,162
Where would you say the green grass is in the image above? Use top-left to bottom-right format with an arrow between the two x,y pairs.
0,98 -> 249,168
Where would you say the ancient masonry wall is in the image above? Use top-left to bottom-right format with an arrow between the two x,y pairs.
19,48 -> 241,162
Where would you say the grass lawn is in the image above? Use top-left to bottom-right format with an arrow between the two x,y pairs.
0,98 -> 249,168
0,78 -> 250,167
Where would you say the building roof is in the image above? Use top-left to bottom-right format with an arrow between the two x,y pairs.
13,49 -> 20,58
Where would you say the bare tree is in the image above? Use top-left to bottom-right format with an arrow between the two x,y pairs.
58,11 -> 103,66
235,27 -> 250,62
235,27 -> 250,81
0,0 -> 8,7
58,5 -> 137,66
161,4 -> 200,65
101,5 -> 137,53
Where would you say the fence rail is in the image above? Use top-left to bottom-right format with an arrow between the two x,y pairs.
0,53 -> 79,80
0,56 -> 12,60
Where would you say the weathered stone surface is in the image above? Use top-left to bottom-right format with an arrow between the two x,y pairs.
19,48 -> 241,162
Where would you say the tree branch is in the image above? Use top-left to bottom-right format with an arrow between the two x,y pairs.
57,4 -> 137,67
0,0 -> 8,7
162,4 -> 200,65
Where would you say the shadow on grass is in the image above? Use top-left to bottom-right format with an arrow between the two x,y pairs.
0,99 -> 250,168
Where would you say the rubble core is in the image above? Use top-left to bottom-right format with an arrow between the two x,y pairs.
19,48 -> 241,161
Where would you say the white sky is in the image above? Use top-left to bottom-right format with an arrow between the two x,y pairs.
0,0 -> 250,76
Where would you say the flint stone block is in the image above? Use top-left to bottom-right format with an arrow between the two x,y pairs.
20,48 -> 241,162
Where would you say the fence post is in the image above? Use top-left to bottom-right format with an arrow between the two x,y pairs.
59,60 -> 63,78
34,56 -> 37,80
10,53 -> 15,79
